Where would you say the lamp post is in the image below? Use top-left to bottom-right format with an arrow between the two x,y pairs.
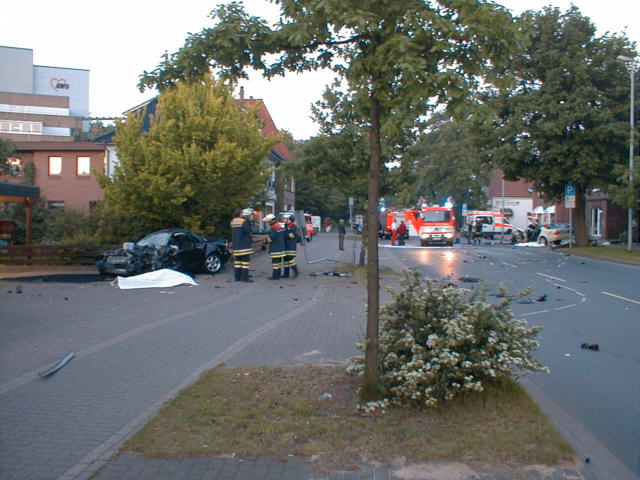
617,54 -> 635,252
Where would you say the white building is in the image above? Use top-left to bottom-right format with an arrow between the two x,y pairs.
0,45 -> 89,141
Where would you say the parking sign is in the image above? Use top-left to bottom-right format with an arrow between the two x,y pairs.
565,184 -> 576,208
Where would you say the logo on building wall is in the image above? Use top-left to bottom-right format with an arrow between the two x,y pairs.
50,78 -> 70,91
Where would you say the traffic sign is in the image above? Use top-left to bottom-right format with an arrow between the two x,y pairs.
565,184 -> 576,208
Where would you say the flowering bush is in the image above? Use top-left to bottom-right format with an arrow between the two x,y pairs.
350,269 -> 548,407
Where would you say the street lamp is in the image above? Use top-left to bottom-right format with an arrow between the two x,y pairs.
617,55 -> 635,252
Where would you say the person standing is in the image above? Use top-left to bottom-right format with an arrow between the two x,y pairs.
324,217 -> 332,232
338,218 -> 346,250
263,214 -> 286,280
391,219 -> 398,246
397,220 -> 407,245
230,207 -> 254,282
283,215 -> 299,278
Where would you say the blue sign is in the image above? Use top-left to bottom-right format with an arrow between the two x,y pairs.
565,185 -> 576,197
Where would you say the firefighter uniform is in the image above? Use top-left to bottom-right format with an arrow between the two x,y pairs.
263,214 -> 286,280
231,208 -> 254,282
283,215 -> 299,278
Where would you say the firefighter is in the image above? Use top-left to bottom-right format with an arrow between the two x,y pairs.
230,207 -> 254,282
283,214 -> 299,278
263,214 -> 286,280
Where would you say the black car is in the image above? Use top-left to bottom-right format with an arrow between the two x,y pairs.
97,228 -> 230,277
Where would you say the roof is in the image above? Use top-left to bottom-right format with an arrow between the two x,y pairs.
0,181 -> 40,201
13,141 -> 105,152
238,98 -> 293,163
126,95 -> 293,163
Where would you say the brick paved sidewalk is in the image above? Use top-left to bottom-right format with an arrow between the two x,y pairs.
0,233 -> 622,479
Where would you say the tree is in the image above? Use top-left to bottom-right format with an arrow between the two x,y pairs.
396,114 -> 492,210
489,6 -> 636,246
139,0 -> 520,394
1,137 -> 16,175
98,78 -> 278,239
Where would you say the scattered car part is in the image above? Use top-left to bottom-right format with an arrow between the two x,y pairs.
39,352 -> 74,377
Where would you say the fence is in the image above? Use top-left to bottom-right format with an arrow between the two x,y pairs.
0,245 -> 117,266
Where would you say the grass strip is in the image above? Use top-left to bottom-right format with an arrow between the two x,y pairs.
122,365 -> 573,472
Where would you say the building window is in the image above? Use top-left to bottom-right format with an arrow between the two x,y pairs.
48,201 -> 65,209
5,158 -> 22,176
49,156 -> 62,176
591,208 -> 602,237
77,156 -> 91,176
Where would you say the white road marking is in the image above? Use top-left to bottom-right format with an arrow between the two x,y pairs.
537,272 -> 566,282
601,291 -> 640,305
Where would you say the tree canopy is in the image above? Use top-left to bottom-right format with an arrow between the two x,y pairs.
488,6 -> 636,245
395,114 -> 492,211
98,78 -> 278,239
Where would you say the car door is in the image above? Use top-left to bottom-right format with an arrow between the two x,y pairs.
169,232 -> 205,272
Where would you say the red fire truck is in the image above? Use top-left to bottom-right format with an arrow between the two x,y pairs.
410,206 -> 457,247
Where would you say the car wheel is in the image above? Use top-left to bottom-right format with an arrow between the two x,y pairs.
538,236 -> 548,246
205,253 -> 223,274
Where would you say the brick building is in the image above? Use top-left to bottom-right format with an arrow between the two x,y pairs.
7,141 -> 105,213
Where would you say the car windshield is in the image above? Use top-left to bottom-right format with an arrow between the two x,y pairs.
422,210 -> 450,222
137,231 -> 172,248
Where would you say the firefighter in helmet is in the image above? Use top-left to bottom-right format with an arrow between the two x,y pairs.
283,214 -> 299,278
230,207 -> 254,282
263,214 -> 286,280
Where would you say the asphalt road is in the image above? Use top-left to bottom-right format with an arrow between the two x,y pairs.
381,238 -> 639,477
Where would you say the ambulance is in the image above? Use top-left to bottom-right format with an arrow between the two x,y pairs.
465,211 -> 514,239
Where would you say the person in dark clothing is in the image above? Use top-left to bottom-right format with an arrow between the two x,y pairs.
338,219 -> 346,250
283,215 -> 299,278
230,207 -> 254,282
397,220 -> 407,245
263,214 -> 286,280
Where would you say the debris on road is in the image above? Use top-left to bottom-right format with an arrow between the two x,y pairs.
459,276 -> 481,283
310,272 -> 352,277
39,352 -> 75,377
581,343 -> 599,351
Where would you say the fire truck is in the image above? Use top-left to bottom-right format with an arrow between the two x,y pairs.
464,210 -> 514,239
410,205 -> 457,246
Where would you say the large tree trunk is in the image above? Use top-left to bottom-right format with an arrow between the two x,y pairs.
363,91 -> 382,394
574,186 -> 589,247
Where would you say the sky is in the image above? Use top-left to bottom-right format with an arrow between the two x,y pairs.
1,1 -> 638,140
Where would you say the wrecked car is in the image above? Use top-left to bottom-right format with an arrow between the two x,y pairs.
97,228 -> 230,277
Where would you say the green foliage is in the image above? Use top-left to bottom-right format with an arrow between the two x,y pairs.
1,201 -> 99,245
1,137 -> 16,174
350,270 -> 547,407
489,6 -> 635,202
99,78 -> 278,240
396,114 -> 492,209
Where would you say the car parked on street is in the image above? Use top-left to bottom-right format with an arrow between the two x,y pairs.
538,222 -> 574,246
97,228 -> 230,277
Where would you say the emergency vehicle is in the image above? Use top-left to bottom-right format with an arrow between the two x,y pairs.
465,211 -> 513,239
379,210 -> 411,239
410,206 -> 456,246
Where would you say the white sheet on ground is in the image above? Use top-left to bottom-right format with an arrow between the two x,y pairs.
116,269 -> 199,289
514,242 -> 544,247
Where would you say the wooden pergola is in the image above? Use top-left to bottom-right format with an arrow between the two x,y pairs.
0,182 -> 39,247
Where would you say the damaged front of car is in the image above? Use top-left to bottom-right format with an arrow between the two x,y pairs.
96,242 -> 169,277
